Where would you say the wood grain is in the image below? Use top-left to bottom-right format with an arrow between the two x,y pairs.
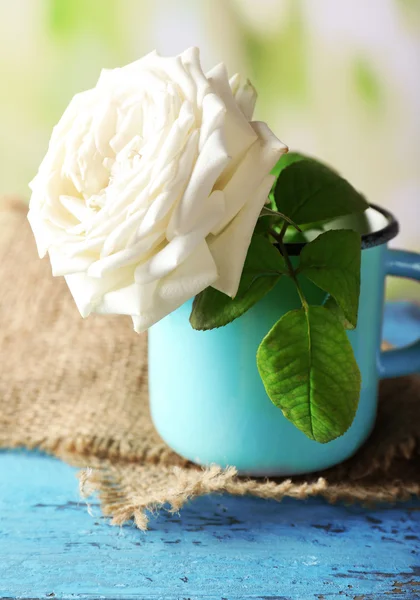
0,451 -> 419,599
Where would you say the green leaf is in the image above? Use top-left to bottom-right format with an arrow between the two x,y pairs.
283,220 -> 327,244
269,152 -> 308,211
257,305 -> 361,443
274,159 -> 369,225
270,151 -> 307,179
283,229 -> 308,244
298,230 -> 361,328
259,207 -> 302,232
190,235 -> 287,330
324,296 -> 355,330
254,215 -> 275,235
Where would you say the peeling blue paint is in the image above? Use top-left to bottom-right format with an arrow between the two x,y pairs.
0,451 -> 419,599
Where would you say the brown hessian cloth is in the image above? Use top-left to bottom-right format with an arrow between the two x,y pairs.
0,197 -> 419,529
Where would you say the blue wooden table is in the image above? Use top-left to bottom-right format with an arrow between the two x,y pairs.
1,303 -> 419,600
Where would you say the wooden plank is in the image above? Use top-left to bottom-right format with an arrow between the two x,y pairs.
0,450 -> 419,599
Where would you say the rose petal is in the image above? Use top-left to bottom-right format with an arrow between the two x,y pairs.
198,93 -> 226,152
211,120 -> 287,236
167,127 -> 230,238
207,62 -> 257,162
88,230 -> 165,278
64,267 -> 134,318
131,241 -> 218,331
229,74 -> 257,121
209,175 -> 275,298
49,247 -> 97,276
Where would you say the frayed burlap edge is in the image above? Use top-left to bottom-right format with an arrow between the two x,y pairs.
78,461 -> 420,531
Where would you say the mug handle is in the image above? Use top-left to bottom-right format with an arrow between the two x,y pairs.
378,249 -> 420,378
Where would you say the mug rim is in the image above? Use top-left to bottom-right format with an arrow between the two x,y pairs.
283,203 -> 399,256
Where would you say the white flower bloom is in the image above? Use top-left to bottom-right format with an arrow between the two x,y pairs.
28,47 -> 287,331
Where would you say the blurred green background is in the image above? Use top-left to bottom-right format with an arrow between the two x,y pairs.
0,0 -> 418,297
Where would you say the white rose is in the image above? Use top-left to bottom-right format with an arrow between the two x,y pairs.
28,47 -> 287,332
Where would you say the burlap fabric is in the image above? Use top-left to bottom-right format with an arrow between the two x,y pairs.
1,197 -> 419,530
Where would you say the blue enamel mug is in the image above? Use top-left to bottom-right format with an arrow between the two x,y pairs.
149,205 -> 420,475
